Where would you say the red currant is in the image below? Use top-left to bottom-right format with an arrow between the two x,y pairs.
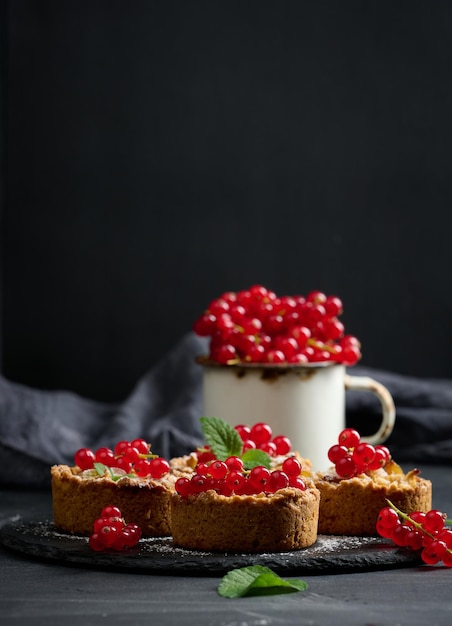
282,456 -> 302,477
95,447 -> 115,466
208,461 -> 228,480
335,455 -> 357,478
423,509 -> 446,534
74,448 -> 95,470
250,422 -> 273,445
328,444 -> 348,464
130,438 -> 149,454
225,456 -> 244,472
338,428 -> 360,449
101,505 -> 122,518
272,435 -> 292,455
248,466 -> 271,492
148,457 -> 170,479
269,470 -> 289,492
352,443 -> 376,466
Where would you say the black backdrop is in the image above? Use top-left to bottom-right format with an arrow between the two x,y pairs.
2,1 -> 452,402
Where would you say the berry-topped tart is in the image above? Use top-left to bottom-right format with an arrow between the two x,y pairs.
51,439 -> 186,537
315,428 -> 432,536
170,417 -> 320,553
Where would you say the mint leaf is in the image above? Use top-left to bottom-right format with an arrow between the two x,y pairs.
93,462 -> 134,482
218,565 -> 308,598
241,448 -> 271,470
200,417 -> 243,460
94,462 -> 107,476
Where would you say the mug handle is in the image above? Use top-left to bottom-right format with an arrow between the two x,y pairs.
344,374 -> 396,444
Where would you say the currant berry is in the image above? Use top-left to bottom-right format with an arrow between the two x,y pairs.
282,457 -> 302,477
113,456 -> 133,473
225,456 -> 244,472
272,435 -> 292,455
208,461 -> 228,480
367,446 -> 389,470
101,505 -> 122,518
95,447 -> 115,466
215,344 -> 237,364
338,428 -> 360,449
242,439 -> 256,452
423,509 -> 446,534
99,524 -> 120,547
190,473 -> 208,494
422,540 -> 447,565
289,476 -> 306,490
328,444 -> 348,464
134,458 -> 152,477
114,440 -> 130,456
175,477 -> 193,497
148,457 -> 170,479
89,532 -> 106,552
234,425 -> 251,441
74,448 -> 96,470
269,470 -> 289,492
250,422 -> 273,445
123,445 -> 140,464
261,441 -> 278,456
225,470 -> 246,493
248,466 -> 271,493
130,438 -> 149,454
377,507 -> 400,529
352,443 -> 376,466
335,455 -> 357,479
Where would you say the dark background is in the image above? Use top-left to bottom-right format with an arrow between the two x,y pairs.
1,1 -> 452,402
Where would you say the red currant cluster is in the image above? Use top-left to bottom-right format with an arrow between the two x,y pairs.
74,439 -> 170,479
175,455 -> 306,497
327,428 -> 391,478
193,284 -> 361,366
88,505 -> 142,552
377,502 -> 452,567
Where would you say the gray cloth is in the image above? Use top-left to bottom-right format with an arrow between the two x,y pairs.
0,332 -> 451,487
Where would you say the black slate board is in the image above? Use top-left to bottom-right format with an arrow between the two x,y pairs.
0,518 -> 422,575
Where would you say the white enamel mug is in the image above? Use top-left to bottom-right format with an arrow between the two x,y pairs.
201,362 -> 396,471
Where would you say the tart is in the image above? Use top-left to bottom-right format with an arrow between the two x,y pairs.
316,461 -> 432,536
170,484 -> 320,553
51,449 -> 197,537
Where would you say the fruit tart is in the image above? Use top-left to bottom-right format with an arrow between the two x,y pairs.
51,438 -> 189,537
170,418 -> 320,553
315,428 -> 432,536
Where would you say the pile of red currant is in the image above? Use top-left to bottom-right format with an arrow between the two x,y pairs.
176,422 -> 306,497
88,505 -> 142,552
377,502 -> 452,567
74,439 -> 170,479
327,428 -> 391,478
175,455 -> 306,497
197,422 -> 292,462
193,284 -> 361,366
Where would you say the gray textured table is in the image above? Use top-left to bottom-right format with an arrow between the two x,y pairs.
1,463 -> 452,626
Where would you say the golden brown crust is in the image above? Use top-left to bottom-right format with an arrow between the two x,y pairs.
51,465 -> 172,537
170,486 -> 320,553
315,471 -> 432,536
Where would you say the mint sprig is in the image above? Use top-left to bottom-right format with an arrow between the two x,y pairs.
200,417 -> 243,460
218,565 -> 308,598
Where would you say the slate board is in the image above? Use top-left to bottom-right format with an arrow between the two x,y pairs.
0,518 -> 423,575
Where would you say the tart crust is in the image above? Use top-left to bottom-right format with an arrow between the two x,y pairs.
315,469 -> 432,536
170,485 -> 320,553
